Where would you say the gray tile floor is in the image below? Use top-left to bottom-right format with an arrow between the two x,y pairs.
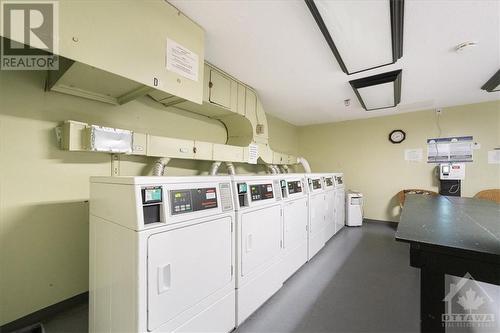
43,221 -> 420,333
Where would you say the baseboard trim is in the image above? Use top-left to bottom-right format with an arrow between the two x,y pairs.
363,218 -> 398,225
0,292 -> 88,333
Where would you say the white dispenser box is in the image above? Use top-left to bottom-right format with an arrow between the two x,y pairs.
346,191 -> 363,227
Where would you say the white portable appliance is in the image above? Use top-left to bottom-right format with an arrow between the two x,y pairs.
231,175 -> 283,325
277,174 -> 308,283
322,174 -> 336,243
307,174 -> 327,260
89,176 -> 236,333
333,173 -> 346,234
346,191 -> 363,227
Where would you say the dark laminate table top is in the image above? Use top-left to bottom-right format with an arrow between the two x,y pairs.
396,195 -> 500,257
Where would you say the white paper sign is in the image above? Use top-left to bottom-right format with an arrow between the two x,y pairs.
488,150 -> 500,164
404,148 -> 423,162
166,38 -> 199,82
248,144 -> 259,164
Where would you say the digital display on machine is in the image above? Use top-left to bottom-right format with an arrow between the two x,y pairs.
238,183 -> 248,194
287,180 -> 302,194
170,187 -> 218,215
250,183 -> 274,201
325,177 -> 333,187
312,179 -> 322,190
141,186 -> 163,204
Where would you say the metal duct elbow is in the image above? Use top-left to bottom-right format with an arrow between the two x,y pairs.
273,165 -> 281,174
279,165 -> 289,173
209,161 -> 222,176
225,162 -> 236,175
297,157 -> 311,173
152,158 -> 170,176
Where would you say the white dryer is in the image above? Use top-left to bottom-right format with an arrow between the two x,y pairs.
231,175 -> 283,325
333,173 -> 346,234
89,176 -> 236,333
277,173 -> 308,283
306,174 -> 327,260
322,174 -> 336,242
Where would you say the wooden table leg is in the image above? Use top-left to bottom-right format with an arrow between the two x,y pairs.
421,267 -> 445,333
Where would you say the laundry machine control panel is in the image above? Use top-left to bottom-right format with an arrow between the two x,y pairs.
90,176 -> 234,231
287,180 -> 303,194
334,175 -> 344,187
310,178 -> 323,190
324,177 -> 334,187
235,181 -> 277,208
170,187 -> 218,215
250,183 -> 274,201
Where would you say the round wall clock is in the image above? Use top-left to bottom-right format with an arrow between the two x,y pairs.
389,129 -> 406,144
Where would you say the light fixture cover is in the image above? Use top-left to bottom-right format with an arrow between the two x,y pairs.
481,69 -> 500,92
305,0 -> 404,75
349,69 -> 402,111
88,125 -> 133,153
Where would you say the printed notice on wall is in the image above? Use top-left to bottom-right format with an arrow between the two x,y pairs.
248,144 -> 259,164
404,148 -> 423,162
488,150 -> 500,164
427,136 -> 473,163
166,38 -> 199,82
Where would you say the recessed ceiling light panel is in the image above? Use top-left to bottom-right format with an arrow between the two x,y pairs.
305,0 -> 404,75
481,69 -> 500,92
349,69 -> 402,111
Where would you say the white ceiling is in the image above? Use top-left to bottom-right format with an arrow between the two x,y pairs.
169,0 -> 500,126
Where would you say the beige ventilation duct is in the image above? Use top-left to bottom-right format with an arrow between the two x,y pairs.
47,4 -> 300,170
297,157 -> 312,173
148,62 -> 296,166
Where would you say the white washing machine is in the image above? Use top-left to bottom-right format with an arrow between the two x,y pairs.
277,173 -> 308,283
306,173 -> 327,260
333,173 -> 346,234
322,174 -> 336,243
231,175 -> 283,325
89,176 -> 236,333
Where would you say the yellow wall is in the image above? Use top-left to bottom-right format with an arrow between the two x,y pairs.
267,114 -> 300,156
298,101 -> 500,222
0,70 -> 298,325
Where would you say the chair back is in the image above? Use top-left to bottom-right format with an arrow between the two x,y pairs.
474,189 -> 500,204
397,189 -> 439,207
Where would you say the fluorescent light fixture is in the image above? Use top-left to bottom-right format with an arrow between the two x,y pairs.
481,69 -> 500,92
349,69 -> 402,111
305,0 -> 404,75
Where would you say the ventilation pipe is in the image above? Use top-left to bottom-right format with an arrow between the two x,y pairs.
225,162 -> 236,175
274,165 -> 281,174
209,161 -> 223,176
279,165 -> 289,174
152,158 -> 170,176
297,157 -> 311,173
267,164 -> 278,174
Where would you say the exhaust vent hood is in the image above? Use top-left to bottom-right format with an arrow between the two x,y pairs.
2,0 -> 205,105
